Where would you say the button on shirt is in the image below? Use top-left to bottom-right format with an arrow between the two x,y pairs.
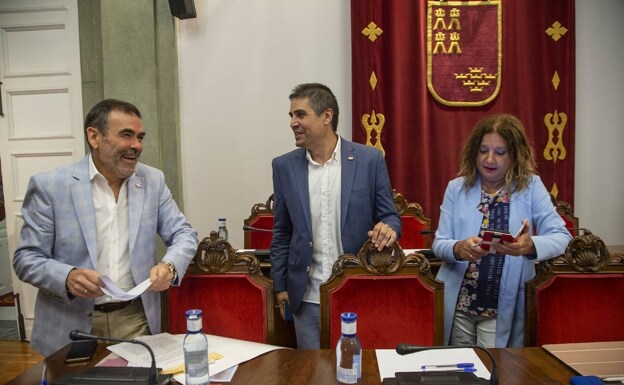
303,139 -> 343,304
89,155 -> 134,305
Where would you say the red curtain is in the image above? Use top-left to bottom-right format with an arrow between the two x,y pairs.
351,0 -> 575,230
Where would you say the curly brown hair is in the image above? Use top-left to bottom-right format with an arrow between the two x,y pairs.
459,114 -> 536,193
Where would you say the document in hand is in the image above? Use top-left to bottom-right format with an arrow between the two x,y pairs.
480,219 -> 528,254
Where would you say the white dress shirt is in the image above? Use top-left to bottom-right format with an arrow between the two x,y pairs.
89,155 -> 134,304
303,138 -> 343,304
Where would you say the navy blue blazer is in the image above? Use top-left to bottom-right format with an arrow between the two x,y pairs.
270,138 -> 401,313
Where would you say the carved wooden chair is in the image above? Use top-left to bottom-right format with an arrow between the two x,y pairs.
393,189 -> 432,249
243,194 -> 274,249
320,240 -> 444,349
550,195 -> 580,237
166,231 -> 276,344
556,199 -> 580,237
525,230 -> 624,346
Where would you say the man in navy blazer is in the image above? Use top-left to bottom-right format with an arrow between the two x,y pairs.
270,83 -> 402,349
13,99 -> 198,355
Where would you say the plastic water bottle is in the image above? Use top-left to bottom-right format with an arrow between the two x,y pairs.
336,312 -> 362,384
184,309 -> 210,385
218,218 -> 228,241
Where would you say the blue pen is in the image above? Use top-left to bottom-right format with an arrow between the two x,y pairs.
421,362 -> 475,369
41,364 -> 47,385
422,367 -> 477,373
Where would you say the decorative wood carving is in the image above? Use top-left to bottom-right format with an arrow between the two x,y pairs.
330,240 -> 431,277
392,188 -> 425,217
250,194 -> 274,216
555,199 -> 574,217
192,231 -> 262,274
536,229 -> 623,274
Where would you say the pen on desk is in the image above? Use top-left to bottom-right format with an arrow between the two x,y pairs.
421,367 -> 477,373
602,377 -> 624,383
421,362 -> 475,369
41,364 -> 47,385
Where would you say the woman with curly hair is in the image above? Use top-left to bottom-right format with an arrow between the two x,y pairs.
433,114 -> 571,348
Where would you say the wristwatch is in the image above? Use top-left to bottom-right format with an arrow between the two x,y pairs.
161,260 -> 177,283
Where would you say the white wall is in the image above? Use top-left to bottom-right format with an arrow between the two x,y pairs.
575,0 -> 624,245
179,0 -> 624,248
178,0 -> 351,246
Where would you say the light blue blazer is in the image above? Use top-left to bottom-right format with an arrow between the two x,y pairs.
270,138 -> 402,314
13,156 -> 198,355
433,175 -> 571,347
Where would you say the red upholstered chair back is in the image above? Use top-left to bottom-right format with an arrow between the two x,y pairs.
393,189 -> 431,249
320,241 -> 444,349
166,231 -> 275,344
244,194 -> 274,249
525,230 -> 624,346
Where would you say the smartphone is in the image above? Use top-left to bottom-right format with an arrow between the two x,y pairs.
64,339 -> 97,363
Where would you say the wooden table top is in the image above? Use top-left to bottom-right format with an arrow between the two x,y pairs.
6,343 -> 578,385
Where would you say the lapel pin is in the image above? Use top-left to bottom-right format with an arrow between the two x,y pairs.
135,183 -> 142,189
347,156 -> 355,161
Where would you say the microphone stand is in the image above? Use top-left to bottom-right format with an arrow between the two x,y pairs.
70,330 -> 159,385
396,343 -> 499,385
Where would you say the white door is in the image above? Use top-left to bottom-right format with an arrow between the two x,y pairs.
0,0 -> 84,340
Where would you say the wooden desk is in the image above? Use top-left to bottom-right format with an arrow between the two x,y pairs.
6,344 -> 577,385
544,341 -> 624,378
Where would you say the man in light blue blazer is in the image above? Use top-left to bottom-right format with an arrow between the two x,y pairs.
270,83 -> 402,349
13,99 -> 198,356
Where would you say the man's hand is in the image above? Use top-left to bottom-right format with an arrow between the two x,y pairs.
275,291 -> 289,320
66,268 -> 104,298
367,222 -> 397,251
149,262 -> 174,291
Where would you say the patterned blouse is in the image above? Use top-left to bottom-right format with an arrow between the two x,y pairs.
456,186 -> 510,318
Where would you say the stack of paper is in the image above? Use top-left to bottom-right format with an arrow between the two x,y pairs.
105,333 -> 287,384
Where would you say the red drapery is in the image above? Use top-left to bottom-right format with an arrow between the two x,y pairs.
351,0 -> 575,230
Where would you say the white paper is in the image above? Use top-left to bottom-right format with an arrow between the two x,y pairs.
209,365 -> 238,382
107,333 -> 184,370
375,348 -> 491,381
100,276 -> 151,301
403,249 -> 429,254
106,333 -> 287,384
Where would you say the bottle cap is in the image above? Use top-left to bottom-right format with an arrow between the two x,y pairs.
341,312 -> 357,335
218,218 -> 226,221
186,309 -> 203,319
186,309 -> 203,332
341,312 -> 357,323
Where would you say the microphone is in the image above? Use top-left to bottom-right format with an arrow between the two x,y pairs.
396,343 -> 498,385
242,225 -> 273,232
70,330 -> 160,385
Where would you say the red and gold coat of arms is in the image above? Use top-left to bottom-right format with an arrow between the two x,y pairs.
427,1 -> 502,106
